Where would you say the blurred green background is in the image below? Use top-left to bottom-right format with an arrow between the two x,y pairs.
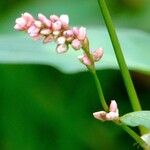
0,0 -> 150,150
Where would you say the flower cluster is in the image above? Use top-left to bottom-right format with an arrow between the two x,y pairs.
14,12 -> 103,66
93,100 -> 119,121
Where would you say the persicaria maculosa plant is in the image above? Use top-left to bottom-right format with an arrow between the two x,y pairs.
14,2 -> 150,149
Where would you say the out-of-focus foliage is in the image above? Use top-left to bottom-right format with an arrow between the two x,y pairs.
0,0 -> 149,150
0,28 -> 150,74
0,65 -> 149,150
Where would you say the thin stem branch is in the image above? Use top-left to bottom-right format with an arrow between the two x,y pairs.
97,0 -> 142,111
90,68 -> 109,111
119,123 -> 148,149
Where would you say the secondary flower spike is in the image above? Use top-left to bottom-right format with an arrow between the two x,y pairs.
93,100 -> 119,121
14,12 -> 104,65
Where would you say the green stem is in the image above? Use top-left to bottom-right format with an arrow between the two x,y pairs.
90,68 -> 109,111
97,0 -> 142,111
119,123 -> 148,149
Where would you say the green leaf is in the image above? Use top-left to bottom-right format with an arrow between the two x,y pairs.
120,111 -> 150,129
0,28 -> 150,74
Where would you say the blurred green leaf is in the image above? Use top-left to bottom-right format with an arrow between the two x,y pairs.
120,111 -> 150,129
0,0 -> 150,34
0,28 -> 149,74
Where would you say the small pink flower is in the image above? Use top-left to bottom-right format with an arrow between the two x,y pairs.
106,111 -> 119,121
28,25 -> 40,39
22,12 -> 34,27
72,27 -> 79,36
52,20 -> 62,31
57,36 -> 66,44
38,13 -> 51,28
60,15 -> 69,29
92,48 -> 103,62
43,34 -> 54,43
14,18 -> 27,30
93,111 -> 107,121
56,44 -> 68,53
78,54 -> 92,66
50,15 -> 59,22
63,30 -> 74,42
109,100 -> 118,112
14,12 -> 34,31
34,20 -> 43,28
40,29 -> 52,35
71,39 -> 81,50
63,30 -> 74,37
77,27 -> 86,41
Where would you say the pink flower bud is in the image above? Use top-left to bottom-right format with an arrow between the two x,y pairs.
53,31 -> 61,36
50,15 -> 59,22
34,20 -> 42,28
63,30 -> 74,37
22,12 -> 34,27
93,111 -> 107,121
60,14 -> 69,29
43,34 -> 54,43
38,13 -> 51,27
72,27 -> 79,36
109,100 -> 118,112
14,12 -> 34,31
78,55 -> 91,66
71,39 -> 81,50
106,111 -> 119,121
28,25 -> 40,38
14,24 -> 22,30
77,27 -> 86,41
52,21 -> 62,31
40,29 -> 52,35
56,44 -> 68,53
15,18 -> 27,28
92,48 -> 103,62
57,36 -> 66,44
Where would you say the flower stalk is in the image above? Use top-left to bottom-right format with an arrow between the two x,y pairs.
97,0 -> 142,112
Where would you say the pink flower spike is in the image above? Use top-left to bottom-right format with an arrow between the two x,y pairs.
109,100 -> 118,112
38,13 -> 51,27
71,39 -> 81,50
56,44 -> 68,53
93,111 -> 107,121
60,14 -> 69,28
77,27 -> 86,41
93,48 -> 104,62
